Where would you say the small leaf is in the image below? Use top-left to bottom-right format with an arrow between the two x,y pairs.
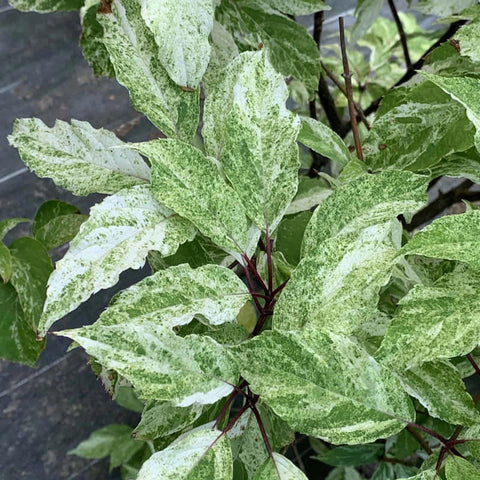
285,177 -> 332,216
316,444 -> 384,467
454,19 -> 480,64
396,471 -> 436,480
275,212 -> 312,266
254,452 -> 308,479
411,0 -> 477,17
8,0 -> 82,12
325,467 -> 362,480
8,118 -> 150,196
371,463 -> 395,480
0,218 -> 30,241
350,0 -> 385,44
0,243 -> 12,283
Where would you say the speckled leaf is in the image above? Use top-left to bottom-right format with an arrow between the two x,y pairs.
140,0 -> 213,87
236,329 -> 414,445
96,264 -> 249,329
254,453 -> 308,479
420,72 -> 480,153
297,117 -> 351,168
216,1 -> 320,94
8,118 -> 150,196
397,360 -> 479,425
410,0 -> 477,17
204,51 -> 300,231
137,426 -> 232,480
8,0 -> 82,11
351,0 -> 384,44
97,0 -> 199,140
402,210 -> 480,269
0,218 -> 29,241
133,139 -> 258,258
455,20 -> 480,63
445,457 -> 480,480
376,266 -> 480,369
0,243 -> 12,283
396,472 -> 435,480
60,322 -> 238,406
39,185 -> 195,335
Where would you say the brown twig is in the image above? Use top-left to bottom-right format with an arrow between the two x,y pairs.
339,17 -> 363,161
387,0 -> 412,69
406,425 -> 434,455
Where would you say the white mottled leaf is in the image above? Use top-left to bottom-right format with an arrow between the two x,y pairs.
39,185 -> 195,335
133,139 -> 259,258
445,457 -> 480,480
8,0 -> 82,11
8,118 -> 149,196
60,322 -> 238,406
204,51 -> 300,232
97,263 -> 249,329
137,426 -> 232,480
396,471 -> 435,480
140,0 -> 213,87
254,452 -> 308,479
237,330 -> 413,445
0,218 -> 30,241
258,0 -> 329,15
455,19 -> 480,64
0,243 -> 11,283
351,0 -> 384,44
410,0 -> 477,17
97,0 -> 199,140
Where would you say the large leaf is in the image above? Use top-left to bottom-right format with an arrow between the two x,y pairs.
133,139 -> 258,258
97,0 -> 199,140
216,1 -> 320,94
376,266 -> 480,369
258,0 -> 329,15
39,185 -> 195,335
8,0 -> 82,11
137,426 -> 232,480
140,0 -> 214,87
350,0 -> 384,44
96,264 -> 249,329
254,453 -> 308,479
445,457 -> 480,480
204,50 -> 300,232
236,329 -> 414,445
8,118 -> 150,196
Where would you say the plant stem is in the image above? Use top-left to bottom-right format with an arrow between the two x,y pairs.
243,255 -> 269,294
214,379 -> 248,429
467,354 -> 480,378
407,422 -> 448,446
251,402 -> 279,473
243,263 -> 263,312
406,425 -> 433,455
339,17 -> 363,162
387,0 -> 412,70
265,227 -> 273,295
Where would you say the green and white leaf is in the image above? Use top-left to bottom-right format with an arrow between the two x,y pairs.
0,218 -> 29,241
140,0 -> 214,87
325,467 -> 363,480
0,243 -> 12,283
236,329 -> 414,445
445,457 -> 480,480
204,50 -> 300,231
351,0 -> 384,44
8,118 -> 150,196
39,185 -> 195,335
410,0 -> 477,17
61,322 -> 238,406
98,0 -> 200,140
254,452 -> 308,479
133,139 -> 258,258
137,426 -> 232,480
257,0 -> 329,15
285,177 -> 332,216
8,0 -> 82,12
376,266 -> 480,369
297,117 -> 351,169
455,19 -> 480,64
397,471 -> 435,480
96,264 -> 249,329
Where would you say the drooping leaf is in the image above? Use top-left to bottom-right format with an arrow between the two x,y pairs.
8,118 -> 150,196
96,264 -> 249,329
39,185 -> 195,335
0,218 -> 30,241
253,452 -> 308,479
8,0 -> 82,12
350,0 -> 385,44
204,50 -> 300,231
97,0 -> 200,140
297,117 -> 351,169
376,266 -> 480,369
285,176 -> 332,216
257,0 -> 329,15
445,457 -> 480,480
139,0 -> 214,87
60,322 -> 238,406
0,243 -> 12,283
133,139 -> 258,258
236,329 -> 414,445
137,426 -> 232,480
315,444 -> 384,467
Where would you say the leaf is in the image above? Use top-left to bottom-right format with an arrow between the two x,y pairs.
455,19 -> 480,64
0,243 -> 12,283
8,0 -> 82,12
258,0 -> 329,15
9,237 -> 53,330
236,329 -> 414,445
139,0 -> 213,87
97,0 -> 200,140
33,200 -> 87,251
402,210 -> 480,269
325,467 -> 362,480
0,218 -> 30,241
254,452 -> 308,479
316,444 -> 384,467
96,264 -> 249,329
39,185 -> 195,335
69,424 -> 144,471
8,118 -> 150,196
204,50 -> 300,232
371,463 -> 395,480
216,1 -> 320,94
275,212 -> 312,266
445,457 -> 480,480
376,266 -> 480,369
396,471 -> 435,480
410,0 -> 477,17
285,177 -> 332,216
397,360 -> 479,425
60,322 -> 238,406
133,139 -> 258,258
137,426 -> 232,480
297,117 -> 352,169
350,0 -> 385,44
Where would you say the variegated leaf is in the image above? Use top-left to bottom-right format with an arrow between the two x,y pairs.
0,218 -> 30,241
411,0 -> 477,17
140,0 -> 214,87
397,472 -> 435,480
96,264 -> 249,329
133,139 -> 259,258
0,243 -> 11,283
8,118 -> 150,196
204,50 -> 300,232
60,322 -> 238,406
350,0 -> 384,44
254,452 -> 308,479
39,185 -> 195,335
97,0 -> 199,140
285,177 -> 332,216
258,0 -> 329,15
137,426 -> 232,480
445,457 -> 480,480
236,329 -> 414,445
8,0 -> 82,11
